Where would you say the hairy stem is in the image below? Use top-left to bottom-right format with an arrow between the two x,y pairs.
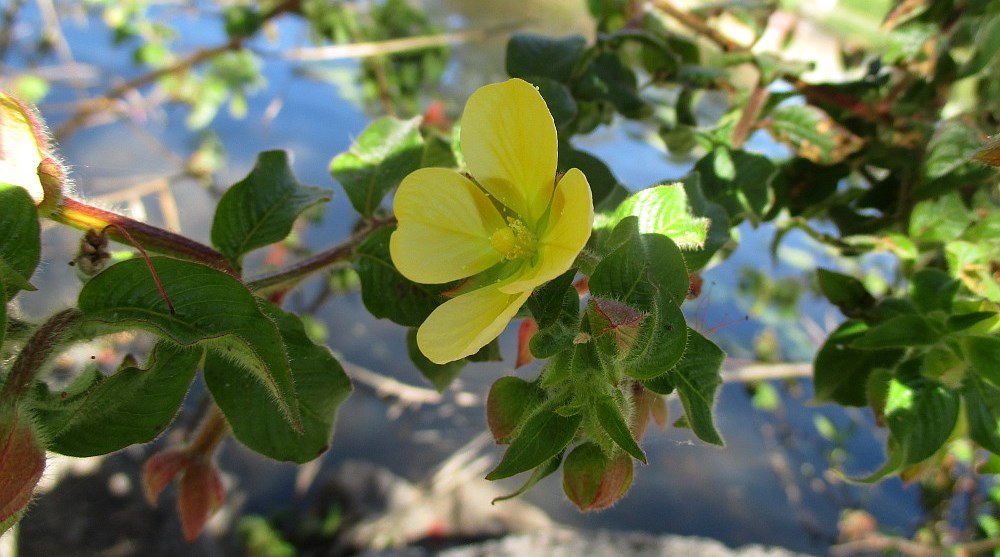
1,308 -> 82,402
187,404 -> 230,457
247,217 -> 394,293
51,196 -> 236,276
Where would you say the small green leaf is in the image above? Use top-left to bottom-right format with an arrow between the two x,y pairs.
962,374 -> 1000,455
816,268 -> 876,319
576,52 -> 649,119
204,303 -> 351,463
595,396 -> 646,462
211,151 -> 331,270
77,257 -> 301,429
670,329 -> 725,446
352,226 -> 449,327
680,173 -> 732,271
506,34 -> 587,83
599,184 -> 710,250
965,335 -> 1000,387
884,375 -> 959,466
527,271 -> 581,359
486,376 -> 545,444
766,105 -> 861,164
910,268 -> 959,313
406,328 -> 465,391
486,402 -> 583,480
850,314 -> 939,349
31,342 -> 201,457
909,193 -> 971,242
0,184 -> 40,300
330,116 -> 424,216
814,320 -> 903,406
693,148 -> 776,223
492,455 -> 562,504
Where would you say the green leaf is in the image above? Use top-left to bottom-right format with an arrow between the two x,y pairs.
486,376 -> 546,444
910,268 -> 959,313
211,151 -> 331,270
816,268 -> 876,319
766,105 -> 861,164
31,342 -> 201,457
486,402 -> 583,480
916,121 -> 996,198
909,193 -> 971,242
77,256 -> 301,429
506,34 -> 587,83
595,396 -> 646,462
670,328 -> 725,446
204,303 -> 351,462
679,173 -> 732,271
576,52 -> 649,119
330,116 -> 424,216
850,314 -> 940,349
965,335 -> 1000,387
527,271 -> 581,359
492,455 -> 562,504
814,321 -> 903,406
0,184 -> 40,300
589,218 -> 688,379
962,374 -> 1000,455
557,144 -> 620,208
352,226 -> 448,327
406,328 -> 465,392
884,375 -> 959,466
693,148 -> 776,223
599,184 -> 710,250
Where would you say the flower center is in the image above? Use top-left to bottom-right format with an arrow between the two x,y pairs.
490,217 -> 537,260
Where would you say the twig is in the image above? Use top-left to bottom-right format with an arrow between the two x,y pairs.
246,216 -> 394,293
721,360 -> 812,383
281,22 -> 524,62
649,0 -> 746,52
830,533 -> 942,557
731,83 -> 770,149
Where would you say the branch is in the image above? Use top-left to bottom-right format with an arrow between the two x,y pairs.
281,21 -> 524,62
649,0 -> 747,52
247,216 -> 394,293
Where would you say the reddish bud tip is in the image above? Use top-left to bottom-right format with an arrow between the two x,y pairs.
562,443 -> 633,512
0,408 -> 46,533
177,459 -> 225,542
142,449 -> 190,505
516,319 -> 539,368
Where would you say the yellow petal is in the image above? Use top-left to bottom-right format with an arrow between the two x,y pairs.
417,286 -> 531,364
499,168 -> 594,294
460,78 -> 557,224
390,167 -> 506,284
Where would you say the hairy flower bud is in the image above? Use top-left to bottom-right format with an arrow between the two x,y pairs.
0,93 -> 65,207
562,442 -> 633,512
0,407 -> 46,534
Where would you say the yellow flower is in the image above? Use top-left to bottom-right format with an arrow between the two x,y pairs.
390,78 -> 594,364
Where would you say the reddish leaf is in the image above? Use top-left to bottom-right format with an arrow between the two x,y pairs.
177,459 -> 225,542
142,449 -> 190,504
0,408 -> 45,529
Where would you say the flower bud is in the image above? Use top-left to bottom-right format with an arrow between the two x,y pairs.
0,407 -> 46,534
515,319 -> 538,368
562,442 -> 633,511
0,92 -> 63,209
588,297 -> 647,355
142,448 -> 191,504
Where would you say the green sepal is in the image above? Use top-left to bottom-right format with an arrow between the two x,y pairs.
486,399 -> 583,481
595,396 -> 646,462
